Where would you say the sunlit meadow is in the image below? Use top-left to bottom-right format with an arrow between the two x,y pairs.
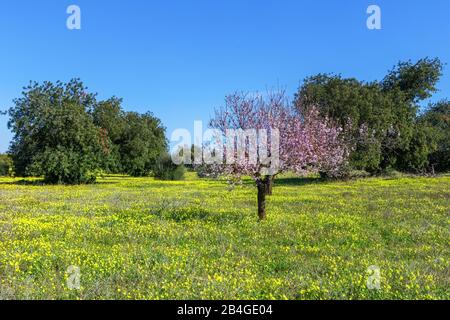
0,173 -> 448,300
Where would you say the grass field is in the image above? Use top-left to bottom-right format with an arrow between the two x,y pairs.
0,173 -> 448,300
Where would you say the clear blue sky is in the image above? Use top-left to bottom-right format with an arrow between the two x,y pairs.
1,0 -> 449,152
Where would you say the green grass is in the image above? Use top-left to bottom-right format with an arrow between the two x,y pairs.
0,173 -> 448,300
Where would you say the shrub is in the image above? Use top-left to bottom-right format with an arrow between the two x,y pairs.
194,164 -> 220,179
153,153 -> 185,181
0,154 -> 14,176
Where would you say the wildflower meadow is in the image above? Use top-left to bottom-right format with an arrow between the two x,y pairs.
0,173 -> 448,300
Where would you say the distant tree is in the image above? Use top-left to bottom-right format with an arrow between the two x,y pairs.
8,79 -> 169,181
90,98 -> 168,176
419,100 -> 450,172
294,58 -> 444,173
210,91 -> 348,220
0,154 -> 13,176
119,112 -> 167,177
153,152 -> 186,181
295,75 -> 394,172
8,79 -> 103,184
90,97 -> 126,173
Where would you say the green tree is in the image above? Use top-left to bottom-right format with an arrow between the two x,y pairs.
153,152 -> 186,180
294,75 -> 404,172
90,97 -> 126,173
294,58 -> 444,173
90,98 -> 168,176
382,58 -> 443,103
119,112 -> 167,176
396,124 -> 437,173
419,100 -> 450,172
8,79 -> 103,184
0,154 -> 13,176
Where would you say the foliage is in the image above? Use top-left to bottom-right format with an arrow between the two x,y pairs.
419,100 -> 450,172
7,79 -> 168,182
195,163 -> 220,179
90,98 -> 168,177
395,124 -> 437,173
90,97 -> 126,173
0,174 -> 448,299
153,153 -> 186,181
0,154 -> 13,176
294,58 -> 444,173
8,79 -> 103,184
119,112 -> 167,177
382,58 -> 443,103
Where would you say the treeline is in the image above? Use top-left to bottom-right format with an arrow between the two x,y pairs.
4,79 -> 183,183
1,58 -> 449,183
295,58 -> 449,174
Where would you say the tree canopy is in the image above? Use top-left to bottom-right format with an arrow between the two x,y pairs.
8,79 -> 103,183
419,100 -> 450,172
8,79 -> 168,183
294,58 -> 445,173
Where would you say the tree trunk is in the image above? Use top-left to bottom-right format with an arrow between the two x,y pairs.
264,175 -> 273,195
257,182 -> 267,220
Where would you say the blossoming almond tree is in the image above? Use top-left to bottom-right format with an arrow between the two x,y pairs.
209,90 -> 348,220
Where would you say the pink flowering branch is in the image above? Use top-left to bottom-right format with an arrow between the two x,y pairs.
209,90 -> 349,220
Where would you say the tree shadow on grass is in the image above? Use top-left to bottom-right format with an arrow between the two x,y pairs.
149,205 -> 247,224
231,176 -> 329,188
0,179 -> 117,186
0,179 -> 46,186
274,177 -> 329,187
